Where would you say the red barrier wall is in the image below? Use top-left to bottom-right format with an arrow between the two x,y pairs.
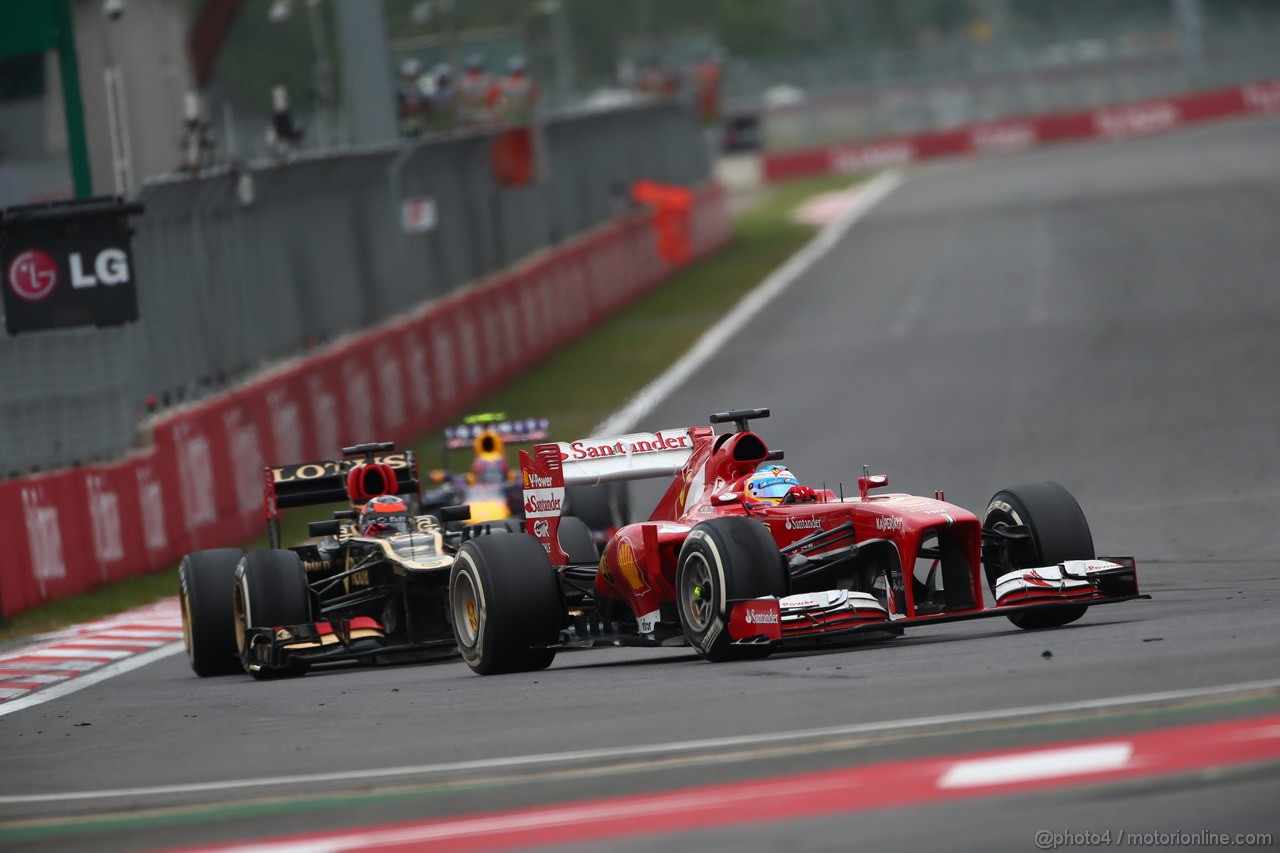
0,184 -> 731,621
763,79 -> 1280,182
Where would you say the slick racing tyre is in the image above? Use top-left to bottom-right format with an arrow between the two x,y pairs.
557,516 -> 601,564
451,533 -> 562,675
676,517 -> 789,662
983,481 -> 1093,630
179,548 -> 246,677
233,550 -> 314,679
564,483 -> 629,535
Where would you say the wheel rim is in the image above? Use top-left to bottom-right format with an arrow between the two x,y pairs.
681,553 -> 715,632
232,581 -> 249,655
180,586 -> 194,660
452,571 -> 483,649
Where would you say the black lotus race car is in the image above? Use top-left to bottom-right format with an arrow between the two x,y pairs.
178,441 -> 598,680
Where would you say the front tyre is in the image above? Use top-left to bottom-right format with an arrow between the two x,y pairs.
233,550 -> 313,679
179,548 -> 245,676
450,533 -> 562,675
676,517 -> 789,662
983,481 -> 1093,630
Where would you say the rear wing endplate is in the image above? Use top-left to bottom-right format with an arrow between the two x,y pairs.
519,428 -> 696,563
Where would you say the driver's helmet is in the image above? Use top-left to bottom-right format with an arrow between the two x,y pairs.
744,463 -> 800,506
472,455 -> 508,486
360,495 -> 412,536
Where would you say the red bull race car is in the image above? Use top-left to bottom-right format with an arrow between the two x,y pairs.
446,408 -> 1148,674
423,412 -> 630,540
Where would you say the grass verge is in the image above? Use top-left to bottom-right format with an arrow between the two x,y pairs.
0,173 -> 860,645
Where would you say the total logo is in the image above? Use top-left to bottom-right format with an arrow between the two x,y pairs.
7,248 -> 131,302
744,606 -> 779,625
785,516 -> 823,531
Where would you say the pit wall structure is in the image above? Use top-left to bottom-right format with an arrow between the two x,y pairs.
0,185 -> 730,621
763,79 -> 1280,182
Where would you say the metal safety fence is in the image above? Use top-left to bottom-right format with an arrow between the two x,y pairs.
1,101 -> 711,476
715,13 -> 1280,153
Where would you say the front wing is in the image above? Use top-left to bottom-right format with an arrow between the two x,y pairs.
241,617 -> 456,675
727,557 -> 1146,646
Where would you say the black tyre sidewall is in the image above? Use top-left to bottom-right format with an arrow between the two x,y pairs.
984,481 -> 1093,630
234,550 -> 313,677
557,516 -> 600,564
564,483 -> 628,531
179,548 -> 245,677
676,518 -> 788,662
451,533 -> 561,674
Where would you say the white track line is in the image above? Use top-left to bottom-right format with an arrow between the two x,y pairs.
594,169 -> 904,435
0,642 -> 183,719
3,676 -> 1276,805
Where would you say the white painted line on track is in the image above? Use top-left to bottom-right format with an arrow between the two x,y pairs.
0,641 -> 183,719
3,676 -> 1276,805
937,742 -> 1133,788
594,169 -> 904,436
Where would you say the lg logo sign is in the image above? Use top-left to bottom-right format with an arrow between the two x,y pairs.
6,248 -> 131,302
7,249 -> 58,301
2,198 -> 142,335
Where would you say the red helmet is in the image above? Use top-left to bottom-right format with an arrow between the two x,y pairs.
360,495 -> 411,536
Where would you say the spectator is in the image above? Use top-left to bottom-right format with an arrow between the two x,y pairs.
457,54 -> 498,128
430,62 -> 457,130
495,56 -> 538,125
690,50 -> 724,126
396,59 -> 428,137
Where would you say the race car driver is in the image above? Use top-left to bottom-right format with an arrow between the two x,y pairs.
360,495 -> 413,536
743,462 -> 818,505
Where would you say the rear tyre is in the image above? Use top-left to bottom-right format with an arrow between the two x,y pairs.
983,481 -> 1093,630
450,533 -> 562,675
179,548 -> 245,677
557,516 -> 600,564
564,483 -> 629,534
676,517 -> 789,662
233,550 -> 314,679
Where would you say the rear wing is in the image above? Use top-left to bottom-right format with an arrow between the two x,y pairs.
443,417 -> 551,451
441,414 -> 551,474
263,442 -> 420,548
519,429 -> 699,563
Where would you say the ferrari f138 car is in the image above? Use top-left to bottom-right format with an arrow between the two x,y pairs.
178,441 -> 591,680
447,408 -> 1148,674
423,412 -> 630,541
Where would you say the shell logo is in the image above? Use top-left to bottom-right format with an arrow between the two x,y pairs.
617,538 -> 645,591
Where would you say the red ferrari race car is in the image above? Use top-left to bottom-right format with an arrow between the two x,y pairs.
447,408 -> 1148,674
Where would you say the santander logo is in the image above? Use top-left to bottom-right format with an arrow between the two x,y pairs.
786,516 -> 822,531
524,492 -> 562,515
745,607 -> 779,625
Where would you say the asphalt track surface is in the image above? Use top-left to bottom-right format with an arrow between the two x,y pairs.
3,117 -> 1280,853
